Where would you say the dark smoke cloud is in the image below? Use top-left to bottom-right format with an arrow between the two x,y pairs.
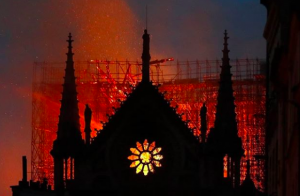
125,0 -> 266,59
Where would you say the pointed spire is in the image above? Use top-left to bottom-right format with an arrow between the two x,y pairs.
67,33 -> 74,62
211,30 -> 237,137
56,33 -> 81,143
51,33 -> 83,192
222,30 -> 230,66
208,30 -> 243,157
205,30 -> 244,188
141,29 -> 151,83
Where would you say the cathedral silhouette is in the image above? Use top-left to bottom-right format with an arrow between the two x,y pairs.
11,30 -> 264,196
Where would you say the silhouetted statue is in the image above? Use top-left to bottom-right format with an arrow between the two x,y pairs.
200,103 -> 207,143
84,104 -> 92,145
240,160 -> 257,196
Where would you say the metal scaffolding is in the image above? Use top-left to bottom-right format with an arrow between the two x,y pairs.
32,59 -> 266,191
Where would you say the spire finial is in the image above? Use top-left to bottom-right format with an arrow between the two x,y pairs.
221,29 -> 230,69
67,33 -> 73,45
141,29 -> 151,83
67,33 -> 74,62
223,30 -> 230,57
224,30 -> 229,46
146,5 -> 148,30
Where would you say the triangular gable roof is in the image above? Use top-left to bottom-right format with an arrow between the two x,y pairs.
91,81 -> 199,149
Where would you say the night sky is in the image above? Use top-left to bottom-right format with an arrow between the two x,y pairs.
0,0 -> 265,195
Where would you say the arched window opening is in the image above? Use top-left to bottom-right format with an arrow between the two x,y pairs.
223,154 -> 228,178
63,157 -> 74,183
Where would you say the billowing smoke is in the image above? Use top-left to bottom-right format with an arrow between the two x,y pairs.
0,1 -> 141,195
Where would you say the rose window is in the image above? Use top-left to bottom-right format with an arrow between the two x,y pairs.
128,139 -> 163,176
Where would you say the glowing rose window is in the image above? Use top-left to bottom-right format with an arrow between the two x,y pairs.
128,139 -> 163,176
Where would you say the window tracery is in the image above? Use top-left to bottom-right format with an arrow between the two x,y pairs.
128,139 -> 163,176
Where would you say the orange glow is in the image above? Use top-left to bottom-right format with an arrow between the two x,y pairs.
33,59 -> 265,190
30,1 -> 142,186
128,139 -> 163,176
